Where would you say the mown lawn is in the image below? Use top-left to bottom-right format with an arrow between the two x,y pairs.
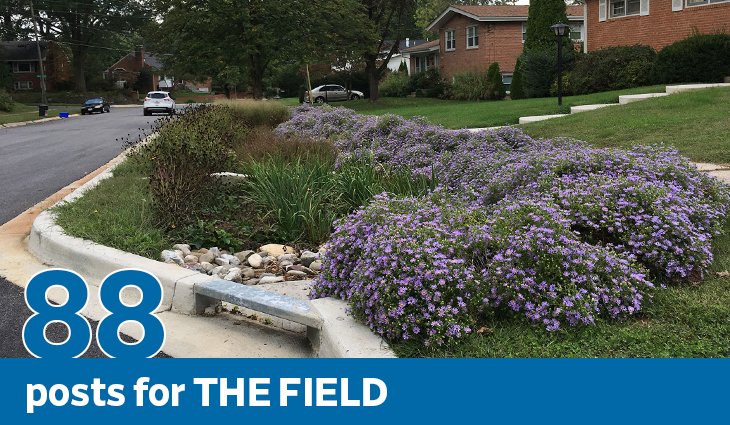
0,105 -> 78,125
518,87 -> 730,164
338,85 -> 667,128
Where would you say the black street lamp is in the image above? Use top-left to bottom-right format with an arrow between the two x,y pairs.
551,21 -> 569,106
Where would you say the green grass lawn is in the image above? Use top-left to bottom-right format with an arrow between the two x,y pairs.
0,105 -> 79,125
338,85 -> 666,128
518,87 -> 730,164
275,97 -> 302,106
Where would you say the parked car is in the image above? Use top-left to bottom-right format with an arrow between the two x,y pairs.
305,85 -> 364,103
143,91 -> 175,116
81,97 -> 110,115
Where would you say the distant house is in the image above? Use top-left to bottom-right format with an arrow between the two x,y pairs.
423,5 -> 585,89
584,0 -> 730,51
1,40 -> 70,91
401,40 -> 440,75
387,38 -> 431,74
105,46 -> 211,93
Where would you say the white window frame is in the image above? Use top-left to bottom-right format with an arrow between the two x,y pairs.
522,23 -> 527,44
445,29 -> 456,51
466,25 -> 479,49
414,56 -> 426,73
686,0 -> 729,6
569,23 -> 583,42
15,81 -> 33,90
502,73 -> 513,94
609,0 -> 641,17
13,61 -> 36,73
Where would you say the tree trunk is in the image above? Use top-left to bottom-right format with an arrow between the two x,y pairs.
71,45 -> 87,93
224,86 -> 231,99
366,61 -> 380,103
247,53 -> 266,100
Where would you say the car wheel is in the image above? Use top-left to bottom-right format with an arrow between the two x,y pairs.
81,111 -> 85,115
350,94 -> 360,100
314,96 -> 325,104
100,108 -> 104,113
143,109 -> 149,116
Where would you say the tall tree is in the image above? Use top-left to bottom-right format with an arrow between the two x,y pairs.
33,0 -> 150,92
149,0 -> 363,100
523,0 -> 570,51
1,0 -> 33,40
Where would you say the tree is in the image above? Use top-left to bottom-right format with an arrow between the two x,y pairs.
149,0 -> 363,100
33,0 -> 150,92
523,0 -> 571,51
486,61 -> 505,100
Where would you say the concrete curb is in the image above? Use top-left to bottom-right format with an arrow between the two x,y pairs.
1,113 -> 81,129
27,156 -> 395,358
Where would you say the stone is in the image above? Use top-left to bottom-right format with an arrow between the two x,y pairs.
286,270 -> 307,277
261,256 -> 272,265
221,254 -> 240,266
279,260 -> 294,268
278,253 -> 298,263
309,260 -> 322,271
198,248 -> 209,254
216,265 -> 233,279
172,244 -> 191,256
210,266 -> 223,276
241,267 -> 256,278
184,255 -> 199,264
300,251 -> 318,268
214,257 -> 230,266
259,244 -> 294,257
161,250 -> 183,265
259,275 -> 284,284
247,253 -> 263,268
318,244 -> 330,255
199,252 -> 216,264
224,268 -> 243,282
181,264 -> 204,273
260,273 -> 276,277
209,247 -> 222,257
235,250 -> 255,263
258,250 -> 269,258
204,306 -> 217,316
200,262 -> 216,272
245,278 -> 261,286
174,249 -> 185,259
287,264 -> 302,271
300,266 -> 315,275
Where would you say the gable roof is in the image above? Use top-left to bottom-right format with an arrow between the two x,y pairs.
0,40 -> 48,61
401,39 -> 440,54
427,5 -> 584,31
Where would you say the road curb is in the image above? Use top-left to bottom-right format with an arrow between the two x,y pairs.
27,155 -> 395,358
0,113 -> 81,129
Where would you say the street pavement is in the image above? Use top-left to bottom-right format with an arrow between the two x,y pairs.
0,106 -> 175,357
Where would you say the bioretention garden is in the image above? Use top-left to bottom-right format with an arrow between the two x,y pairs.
52,88 -> 730,358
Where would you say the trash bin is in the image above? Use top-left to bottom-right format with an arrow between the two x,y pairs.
59,112 -> 69,118
38,104 -> 49,117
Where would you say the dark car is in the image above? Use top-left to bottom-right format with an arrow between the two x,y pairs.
81,97 -> 111,115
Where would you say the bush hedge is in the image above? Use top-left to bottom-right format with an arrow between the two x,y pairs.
652,31 -> 730,84
564,45 -> 656,95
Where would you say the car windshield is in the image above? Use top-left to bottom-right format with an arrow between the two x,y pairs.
148,93 -> 167,99
85,98 -> 102,104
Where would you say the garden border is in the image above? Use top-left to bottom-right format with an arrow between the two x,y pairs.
27,153 -> 394,358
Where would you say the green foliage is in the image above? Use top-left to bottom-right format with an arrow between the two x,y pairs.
486,62 -> 506,100
520,46 -> 575,98
408,68 -> 447,98
451,63 -> 505,101
398,60 -> 408,74
0,89 -> 16,112
524,0 -> 571,51
216,99 -> 290,128
652,31 -> 730,84
181,219 -> 243,252
563,45 -> 656,96
379,71 -> 411,97
133,68 -> 153,93
509,57 -> 527,99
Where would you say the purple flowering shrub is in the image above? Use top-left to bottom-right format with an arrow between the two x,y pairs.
279,105 -> 730,342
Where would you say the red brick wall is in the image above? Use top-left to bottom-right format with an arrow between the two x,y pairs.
438,15 -> 525,80
586,0 -> 730,51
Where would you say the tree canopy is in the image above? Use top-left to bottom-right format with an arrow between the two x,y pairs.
523,0 -> 571,51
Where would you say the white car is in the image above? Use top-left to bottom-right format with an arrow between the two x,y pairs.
305,85 -> 364,103
143,91 -> 175,116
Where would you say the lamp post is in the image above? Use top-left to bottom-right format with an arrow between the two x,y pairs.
551,22 -> 569,106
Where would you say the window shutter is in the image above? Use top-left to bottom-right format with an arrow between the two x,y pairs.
640,0 -> 650,15
672,0 -> 683,11
599,0 -> 607,21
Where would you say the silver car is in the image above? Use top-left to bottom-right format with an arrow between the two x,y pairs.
306,85 -> 364,103
143,91 -> 176,116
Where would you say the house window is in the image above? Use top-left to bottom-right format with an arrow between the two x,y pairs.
15,81 -> 33,90
13,62 -> 36,73
687,0 -> 728,5
414,56 -> 427,73
445,29 -> 455,51
570,23 -> 583,41
522,23 -> 527,43
502,73 -> 513,93
466,26 -> 479,49
610,0 -> 641,17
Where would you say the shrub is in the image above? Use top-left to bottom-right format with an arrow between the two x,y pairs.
0,89 -> 15,112
564,45 -> 656,95
213,99 -> 289,128
451,70 -> 491,100
379,71 -> 411,97
486,62 -> 506,100
520,46 -> 576,98
509,57 -> 527,99
408,68 -> 447,98
652,31 -> 730,84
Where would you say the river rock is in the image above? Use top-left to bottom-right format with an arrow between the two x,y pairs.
209,247 -> 222,257
259,275 -> 284,284
247,253 -> 263,268
241,267 -> 256,278
286,270 -> 307,278
300,251 -> 318,267
161,250 -> 183,265
214,257 -> 230,266
172,244 -> 191,256
184,255 -> 199,264
199,251 -> 216,264
259,244 -> 294,257
309,260 -> 322,271
224,268 -> 242,283
235,250 -> 255,263
200,262 -> 216,272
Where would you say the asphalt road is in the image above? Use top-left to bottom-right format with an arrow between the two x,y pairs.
0,105 -> 175,357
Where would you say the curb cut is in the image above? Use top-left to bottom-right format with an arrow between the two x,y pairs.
27,156 -> 395,358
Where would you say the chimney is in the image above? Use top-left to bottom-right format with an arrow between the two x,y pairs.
406,38 -> 410,47
135,45 -> 145,67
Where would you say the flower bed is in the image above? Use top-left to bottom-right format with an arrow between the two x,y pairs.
278,105 -> 730,345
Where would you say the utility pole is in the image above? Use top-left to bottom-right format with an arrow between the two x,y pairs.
29,0 -> 48,105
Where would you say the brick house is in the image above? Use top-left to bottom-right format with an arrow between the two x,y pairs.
1,40 -> 70,91
401,40 -> 440,74
584,0 -> 730,51
105,46 -> 211,93
420,5 -> 585,89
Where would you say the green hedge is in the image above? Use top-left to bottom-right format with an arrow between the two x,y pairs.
652,31 -> 730,84
565,45 -> 656,95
